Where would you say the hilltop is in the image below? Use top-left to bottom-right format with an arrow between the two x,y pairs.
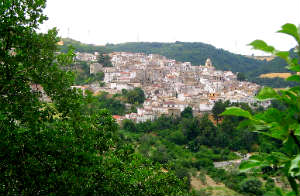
60,38 -> 297,87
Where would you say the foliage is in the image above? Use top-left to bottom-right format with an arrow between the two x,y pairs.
106,42 -> 298,87
97,53 -> 113,67
239,178 -> 263,196
0,1 -> 187,195
237,72 -> 246,81
122,119 -> 138,132
222,23 -> 300,196
84,91 -> 127,115
181,106 -> 193,119
125,87 -> 146,104
211,100 -> 229,123
61,36 -> 298,87
69,60 -> 104,85
60,37 -> 110,54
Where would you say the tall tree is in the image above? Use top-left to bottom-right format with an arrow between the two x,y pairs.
237,72 -> 246,81
181,106 -> 193,119
0,1 -> 186,195
97,53 -> 113,67
212,100 -> 228,124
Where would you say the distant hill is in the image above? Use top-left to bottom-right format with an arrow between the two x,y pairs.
106,41 -> 266,73
60,38 -> 111,54
60,39 -> 297,87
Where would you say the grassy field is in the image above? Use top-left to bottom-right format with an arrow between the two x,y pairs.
259,72 -> 291,79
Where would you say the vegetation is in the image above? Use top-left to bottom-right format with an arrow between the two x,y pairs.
222,23 -> 300,196
60,37 -> 110,54
0,1 -> 187,195
123,87 -> 146,104
105,42 -> 298,87
237,72 -> 246,81
61,38 -> 298,87
97,53 -> 113,67
85,91 -> 127,115
119,104 -> 286,195
1,1 -> 298,195
181,106 -> 193,119
68,60 -> 105,85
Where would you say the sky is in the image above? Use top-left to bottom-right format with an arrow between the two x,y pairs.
40,0 -> 300,55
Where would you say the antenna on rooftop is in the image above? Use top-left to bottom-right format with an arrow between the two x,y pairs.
88,29 -> 91,43
234,40 -> 238,54
67,27 -> 70,38
137,33 -> 140,42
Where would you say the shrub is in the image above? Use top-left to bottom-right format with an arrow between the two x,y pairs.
240,177 -> 263,196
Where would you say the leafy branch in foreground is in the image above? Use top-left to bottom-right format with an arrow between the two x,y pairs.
221,23 -> 300,196
0,1 -> 187,195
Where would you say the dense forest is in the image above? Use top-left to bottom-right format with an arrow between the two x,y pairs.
61,39 -> 297,87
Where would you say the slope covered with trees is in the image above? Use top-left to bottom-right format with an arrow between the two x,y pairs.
119,101 -> 286,195
60,38 -> 110,54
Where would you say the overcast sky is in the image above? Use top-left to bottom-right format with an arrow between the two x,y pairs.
39,0 -> 300,55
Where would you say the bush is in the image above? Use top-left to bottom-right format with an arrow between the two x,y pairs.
122,119 -> 137,132
264,177 -> 275,192
167,130 -> 187,145
193,158 -> 213,169
240,177 -> 263,196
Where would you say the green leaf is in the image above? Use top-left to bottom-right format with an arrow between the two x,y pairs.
289,155 -> 300,177
221,107 -> 252,119
287,176 -> 299,196
237,119 -> 252,129
255,129 -> 285,140
285,191 -> 297,196
249,40 -> 275,53
270,152 -> 290,163
286,64 -> 300,72
278,23 -> 300,43
286,75 -> 300,82
290,86 -> 300,93
239,160 -> 261,172
289,123 -> 300,136
275,51 -> 289,61
256,87 -> 278,100
275,188 -> 284,196
253,124 -> 269,131
249,154 -> 264,161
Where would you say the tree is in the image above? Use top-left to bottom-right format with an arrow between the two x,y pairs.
237,72 -> 246,81
240,178 -> 263,196
97,53 -> 113,67
181,106 -> 193,119
222,23 -> 300,196
212,100 -> 229,124
126,87 -> 146,104
122,119 -> 137,132
0,1 -> 187,195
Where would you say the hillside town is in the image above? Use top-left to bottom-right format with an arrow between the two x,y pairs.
74,52 -> 263,123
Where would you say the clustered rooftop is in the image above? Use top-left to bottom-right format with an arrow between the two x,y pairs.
75,52 -> 263,123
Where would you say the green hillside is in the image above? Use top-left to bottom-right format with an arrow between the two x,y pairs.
106,41 -> 265,73
60,38 -> 111,54
61,39 -> 296,87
